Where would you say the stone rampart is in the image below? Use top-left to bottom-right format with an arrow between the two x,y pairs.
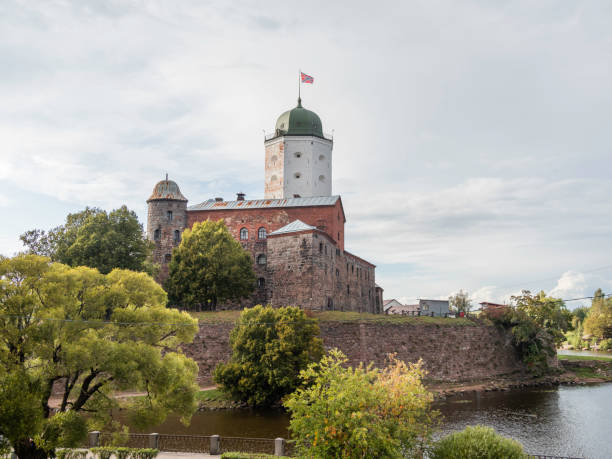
184,320 -> 524,385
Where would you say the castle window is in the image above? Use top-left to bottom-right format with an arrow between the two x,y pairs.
164,254 -> 171,263
167,211 -> 173,221
258,227 -> 267,240
319,175 -> 325,182
327,297 -> 333,310
271,155 -> 278,163
258,277 -> 265,288
351,265 -> 354,273
174,230 -> 181,244
293,194 -> 301,198
336,269 -> 339,277
347,285 -> 350,294
336,248 -> 340,256
319,242 -> 323,253
257,254 -> 267,265
294,152 -> 302,158
270,174 -> 278,182
154,228 -> 161,241
324,245 -> 327,255
294,172 -> 302,179
319,154 -> 325,161
240,228 -> 248,240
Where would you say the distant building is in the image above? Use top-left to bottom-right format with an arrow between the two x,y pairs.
419,299 -> 450,317
385,300 -> 421,316
479,302 -> 507,313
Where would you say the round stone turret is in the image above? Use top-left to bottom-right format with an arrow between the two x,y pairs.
146,177 -> 188,282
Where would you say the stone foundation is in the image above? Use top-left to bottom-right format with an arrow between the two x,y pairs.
184,320 -> 525,384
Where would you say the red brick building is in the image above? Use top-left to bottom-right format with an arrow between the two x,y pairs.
147,98 -> 382,313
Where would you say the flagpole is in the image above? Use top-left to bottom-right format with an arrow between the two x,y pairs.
298,69 -> 301,101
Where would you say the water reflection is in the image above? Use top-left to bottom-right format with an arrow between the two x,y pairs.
130,384 -> 612,459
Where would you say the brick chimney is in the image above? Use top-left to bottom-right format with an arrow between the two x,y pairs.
237,192 -> 245,201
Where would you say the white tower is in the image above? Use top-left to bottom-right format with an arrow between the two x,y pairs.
264,98 -> 333,199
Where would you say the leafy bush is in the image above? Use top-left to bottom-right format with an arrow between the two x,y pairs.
599,338 -> 612,351
55,449 -> 88,459
285,349 -> 436,459
430,425 -> 527,459
89,447 -> 158,459
214,305 -> 324,407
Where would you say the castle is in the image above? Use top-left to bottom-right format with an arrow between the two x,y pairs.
146,98 -> 383,313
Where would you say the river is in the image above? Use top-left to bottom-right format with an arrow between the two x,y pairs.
131,382 -> 612,458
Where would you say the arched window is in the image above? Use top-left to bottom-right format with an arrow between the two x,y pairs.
174,230 -> 180,244
257,254 -> 267,265
258,277 -> 265,288
240,228 -> 248,240
167,211 -> 173,221
319,242 -> 323,253
258,227 -> 267,240
154,228 -> 161,241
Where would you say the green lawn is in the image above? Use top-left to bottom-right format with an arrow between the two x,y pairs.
190,309 -> 476,326
196,388 -> 229,402
557,354 -> 612,362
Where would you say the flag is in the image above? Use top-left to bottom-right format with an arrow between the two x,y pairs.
301,72 -> 314,84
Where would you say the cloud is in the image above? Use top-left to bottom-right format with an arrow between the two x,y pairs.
1,1 -> 612,302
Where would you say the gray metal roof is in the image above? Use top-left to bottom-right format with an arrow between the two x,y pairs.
188,195 -> 340,211
269,219 -> 317,236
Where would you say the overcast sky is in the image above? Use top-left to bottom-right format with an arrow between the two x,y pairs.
1,0 -> 611,308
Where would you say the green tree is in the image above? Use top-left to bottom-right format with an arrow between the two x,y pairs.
20,206 -> 154,275
511,290 -> 572,346
0,255 -> 199,459
431,425 -> 527,459
214,306 -> 323,407
284,349 -> 436,459
584,289 -> 612,339
449,289 -> 472,315
165,220 -> 255,310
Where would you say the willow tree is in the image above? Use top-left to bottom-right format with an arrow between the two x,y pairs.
0,255 -> 199,459
165,220 -> 255,310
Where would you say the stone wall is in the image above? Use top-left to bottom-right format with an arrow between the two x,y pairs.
185,320 -> 524,385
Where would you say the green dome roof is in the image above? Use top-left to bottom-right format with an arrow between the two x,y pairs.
275,98 -> 324,137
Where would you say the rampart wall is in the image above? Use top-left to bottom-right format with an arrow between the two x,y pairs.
183,320 -> 525,384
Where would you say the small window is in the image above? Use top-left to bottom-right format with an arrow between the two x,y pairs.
324,245 -> 327,255
271,155 -> 278,162
319,154 -> 325,161
154,228 -> 161,241
294,152 -> 302,158
319,175 -> 325,182
258,277 -> 265,288
294,172 -> 302,179
319,242 -> 323,253
258,227 -> 267,240
257,254 -> 267,265
174,230 -> 181,244
347,284 -> 350,294
336,249 -> 340,256
293,194 -> 301,198
351,265 -> 354,273
337,232 -> 340,241
164,254 -> 171,263
270,174 -> 278,182
167,211 -> 173,221
336,269 -> 339,277
240,228 -> 248,240
327,297 -> 333,310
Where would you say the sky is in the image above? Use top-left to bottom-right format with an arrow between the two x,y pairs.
1,0 -> 611,308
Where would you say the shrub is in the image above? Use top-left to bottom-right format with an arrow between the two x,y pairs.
89,447 -> 158,459
430,425 -> 527,459
285,349 -> 436,459
214,305 -> 324,407
55,450 -> 87,459
599,338 -> 612,351
90,447 -> 115,459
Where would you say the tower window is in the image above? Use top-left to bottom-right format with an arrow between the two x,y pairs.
336,269 -> 339,277
257,254 -> 267,265
319,242 -> 323,253
270,174 -> 278,182
347,285 -> 350,294
174,230 -> 181,244
294,172 -> 302,179
258,277 -> 265,288
294,152 -> 302,158
164,254 -> 171,263
240,228 -> 248,240
271,155 -> 278,163
154,228 -> 161,241
167,211 -> 173,221
319,175 -> 326,182
319,154 -> 325,161
258,227 -> 267,240
338,232 -> 340,241
293,194 -> 301,198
